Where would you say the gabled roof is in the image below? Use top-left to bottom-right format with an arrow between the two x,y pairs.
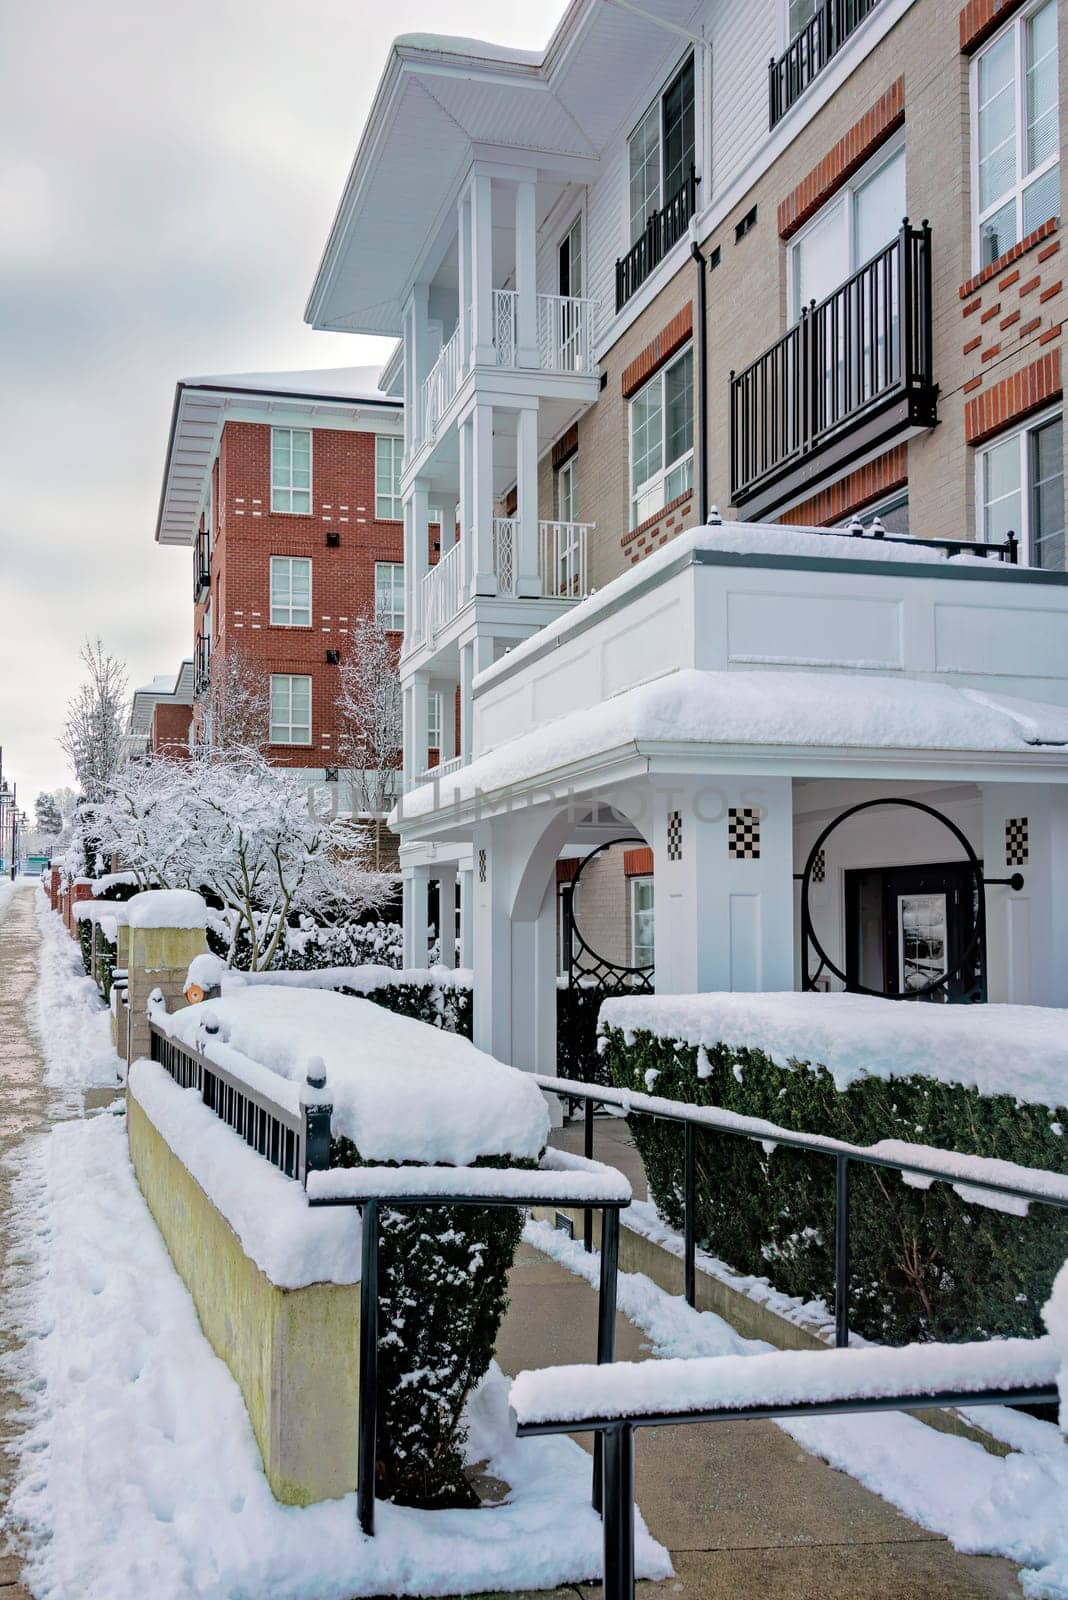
306,1 -> 706,336
154,365 -> 399,546
128,660 -> 195,736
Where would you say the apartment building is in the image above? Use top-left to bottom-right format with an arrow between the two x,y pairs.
154,368 -> 405,792
124,661 -> 194,762
306,0 -> 1067,1066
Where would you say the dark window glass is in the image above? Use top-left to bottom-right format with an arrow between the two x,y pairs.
662,56 -> 695,203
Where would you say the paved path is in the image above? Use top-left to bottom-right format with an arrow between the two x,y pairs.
495,1242 -> 1024,1600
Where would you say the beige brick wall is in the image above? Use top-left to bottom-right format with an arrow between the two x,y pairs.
557,0 -> 1066,587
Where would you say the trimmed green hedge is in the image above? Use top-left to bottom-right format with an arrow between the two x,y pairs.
601,1026 -> 1068,1345
346,978 -> 473,1039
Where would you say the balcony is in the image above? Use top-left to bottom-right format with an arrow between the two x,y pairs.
493,292 -> 597,375
730,223 -> 937,521
615,166 -> 699,313
416,520 -> 593,646
769,0 -> 882,128
193,634 -> 211,698
194,530 -> 211,602
420,325 -> 463,451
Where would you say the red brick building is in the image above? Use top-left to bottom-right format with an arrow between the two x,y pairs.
124,662 -> 194,762
154,368 -> 404,787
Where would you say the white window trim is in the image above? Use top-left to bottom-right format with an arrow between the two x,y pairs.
629,344 -> 695,528
557,210 -> 585,299
270,427 -> 313,516
969,0 -> 1059,273
624,51 -> 696,248
974,403 -> 1063,566
374,560 -> 405,632
269,674 -> 313,747
375,435 -> 403,521
787,134 -> 905,321
268,555 -> 313,628
556,454 -> 578,522
629,875 -> 655,969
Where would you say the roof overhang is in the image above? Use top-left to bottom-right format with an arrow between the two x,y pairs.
305,2 -> 707,337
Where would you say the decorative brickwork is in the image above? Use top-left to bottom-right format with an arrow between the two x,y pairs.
959,220 -> 1058,300
623,847 -> 654,878
551,424 -> 579,469
780,446 -> 908,527
777,78 -> 904,241
621,304 -> 693,398
959,0 -> 1029,53
964,350 -> 1062,445
621,490 -> 695,565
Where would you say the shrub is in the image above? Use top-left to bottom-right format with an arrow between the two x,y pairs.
76,917 -> 94,976
556,984 -> 627,1084
93,922 -> 117,1002
347,977 -> 472,1038
601,1026 -> 1068,1345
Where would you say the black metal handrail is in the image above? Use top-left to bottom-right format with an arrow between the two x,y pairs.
615,165 -> 699,313
194,529 -> 211,601
193,633 -> 211,698
730,221 -> 935,507
536,1071 -> 1068,1348
769,0 -> 882,127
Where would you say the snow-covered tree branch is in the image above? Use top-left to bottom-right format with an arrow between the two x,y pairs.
198,644 -> 270,753
336,616 -> 402,820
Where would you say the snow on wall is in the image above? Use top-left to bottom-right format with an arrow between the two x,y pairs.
599,990 -> 1068,1110
127,888 -> 207,930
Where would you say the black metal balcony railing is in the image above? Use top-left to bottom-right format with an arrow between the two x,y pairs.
615,165 -> 699,313
730,222 -> 936,514
194,529 -> 211,602
769,0 -> 882,128
193,634 -> 211,698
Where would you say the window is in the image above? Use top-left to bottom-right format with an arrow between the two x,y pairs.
269,674 -> 312,745
629,877 -> 655,969
269,556 -> 312,627
628,55 -> 695,244
427,690 -> 442,761
973,0 -> 1059,269
556,455 -> 577,523
558,215 -> 583,298
375,435 -> 403,520
789,143 -> 905,317
788,0 -> 821,35
270,428 -> 312,514
630,346 -> 694,526
374,561 -> 405,630
978,411 -> 1064,569
557,881 -> 580,979
838,488 -> 910,536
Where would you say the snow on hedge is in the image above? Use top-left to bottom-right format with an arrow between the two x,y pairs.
126,888 -> 207,930
1045,1262 -> 1068,1435
90,870 -> 139,896
510,1334 -> 1059,1429
128,1060 -> 359,1288
599,991 -> 1068,1110
306,1147 -> 630,1205
186,949 -> 472,995
159,986 -> 548,1164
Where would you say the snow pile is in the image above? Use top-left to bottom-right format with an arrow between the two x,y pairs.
129,1061 -> 360,1288
31,894 -> 123,1090
91,871 -> 140,896
159,987 -> 549,1163
1044,1262 -> 1068,1433
306,1147 -> 630,1205
599,990 -> 1068,1109
127,888 -> 207,930
401,668 -> 1068,819
2,1114 -> 668,1600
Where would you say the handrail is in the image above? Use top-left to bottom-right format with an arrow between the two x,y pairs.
420,539 -> 463,641
769,0 -> 881,127
616,165 -> 699,312
419,324 -> 462,448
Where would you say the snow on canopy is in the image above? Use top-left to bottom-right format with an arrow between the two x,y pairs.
182,366 -> 391,404
160,986 -> 549,1164
599,990 -> 1068,1110
126,888 -> 207,930
400,667 -> 1068,820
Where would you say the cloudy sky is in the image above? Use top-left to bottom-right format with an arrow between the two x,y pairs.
0,0 -> 565,807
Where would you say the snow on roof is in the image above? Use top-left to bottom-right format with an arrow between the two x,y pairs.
599,991 -> 1068,1110
182,365 -> 392,404
160,987 -> 550,1165
400,668 -> 1068,821
475,522 -> 1030,695
393,32 -> 545,66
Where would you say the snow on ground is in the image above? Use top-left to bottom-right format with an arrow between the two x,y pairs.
525,1218 -> 1068,1599
1,1113 -> 669,1600
0,877 -> 15,924
30,890 -> 123,1092
159,986 -> 549,1165
600,989 -> 1068,1109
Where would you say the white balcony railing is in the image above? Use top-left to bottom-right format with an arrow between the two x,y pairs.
414,520 -> 592,646
420,540 -> 464,643
420,325 -> 463,448
493,291 -> 597,375
493,517 -> 517,596
415,753 -> 463,787
539,519 -> 592,598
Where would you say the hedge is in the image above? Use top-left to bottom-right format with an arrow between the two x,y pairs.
353,977 -> 473,1038
600,1025 -> 1068,1345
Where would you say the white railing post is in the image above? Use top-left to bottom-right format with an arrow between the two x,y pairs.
536,296 -> 596,374
494,290 -> 517,368
538,521 -> 592,598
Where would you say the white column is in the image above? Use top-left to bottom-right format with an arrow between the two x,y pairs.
459,865 -> 474,967
402,864 -> 431,969
508,875 -> 557,1080
515,403 -> 541,598
440,681 -> 458,763
411,671 -> 430,785
471,825 -> 512,1061
411,477 -> 430,612
470,171 -> 495,367
471,401 -> 496,596
460,633 -> 495,763
981,783 -> 1068,1006
401,492 -> 417,651
408,283 -> 431,449
432,863 -> 457,968
457,186 -> 471,371
652,776 -> 795,994
401,682 -> 414,790
515,178 -> 538,369
458,415 -> 474,594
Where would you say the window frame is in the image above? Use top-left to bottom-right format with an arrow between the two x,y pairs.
628,343 -> 695,528
970,0 -> 1059,272
974,405 -> 1064,568
787,136 -> 905,322
270,427 -> 313,515
374,560 -> 405,632
269,673 -> 313,747
556,454 -> 578,523
426,689 -> 443,759
375,434 -> 403,521
626,52 -> 696,248
629,875 -> 655,970
268,555 -> 313,628
558,212 -> 584,299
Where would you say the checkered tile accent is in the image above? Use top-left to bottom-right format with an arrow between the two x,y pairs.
667,810 -> 683,862
1005,817 -> 1029,867
478,848 -> 487,884
728,808 -> 761,860
811,848 -> 826,883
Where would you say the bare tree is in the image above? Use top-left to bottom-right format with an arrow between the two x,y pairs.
199,644 -> 270,754
60,639 -> 129,801
336,616 -> 403,826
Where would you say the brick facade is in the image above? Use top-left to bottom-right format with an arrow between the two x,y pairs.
781,446 -> 909,527
153,701 -> 192,758
958,0 -> 1030,51
964,349 -> 1063,444
777,78 -> 905,240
